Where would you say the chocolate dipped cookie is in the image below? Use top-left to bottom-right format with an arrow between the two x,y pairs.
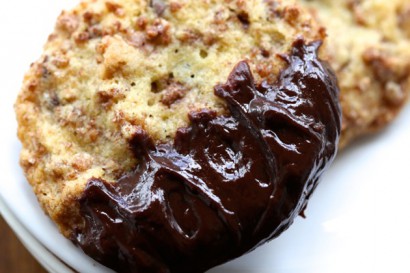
15,0 -> 341,272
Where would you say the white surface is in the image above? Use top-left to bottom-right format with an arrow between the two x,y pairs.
0,1 -> 409,273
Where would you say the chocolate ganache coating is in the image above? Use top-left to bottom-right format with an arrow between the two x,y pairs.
73,39 -> 341,273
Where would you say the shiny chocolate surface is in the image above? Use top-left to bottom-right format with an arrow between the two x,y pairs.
73,39 -> 341,273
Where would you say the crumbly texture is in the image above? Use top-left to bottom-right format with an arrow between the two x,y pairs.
301,0 -> 410,148
15,0 -> 325,236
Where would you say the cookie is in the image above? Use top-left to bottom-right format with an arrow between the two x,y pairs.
301,0 -> 410,148
15,0 -> 341,272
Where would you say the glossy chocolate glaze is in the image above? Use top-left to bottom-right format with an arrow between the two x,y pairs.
73,39 -> 341,273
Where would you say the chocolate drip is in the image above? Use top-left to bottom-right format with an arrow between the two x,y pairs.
73,39 -> 341,273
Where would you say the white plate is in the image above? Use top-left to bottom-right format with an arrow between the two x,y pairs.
1,1 -> 410,273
